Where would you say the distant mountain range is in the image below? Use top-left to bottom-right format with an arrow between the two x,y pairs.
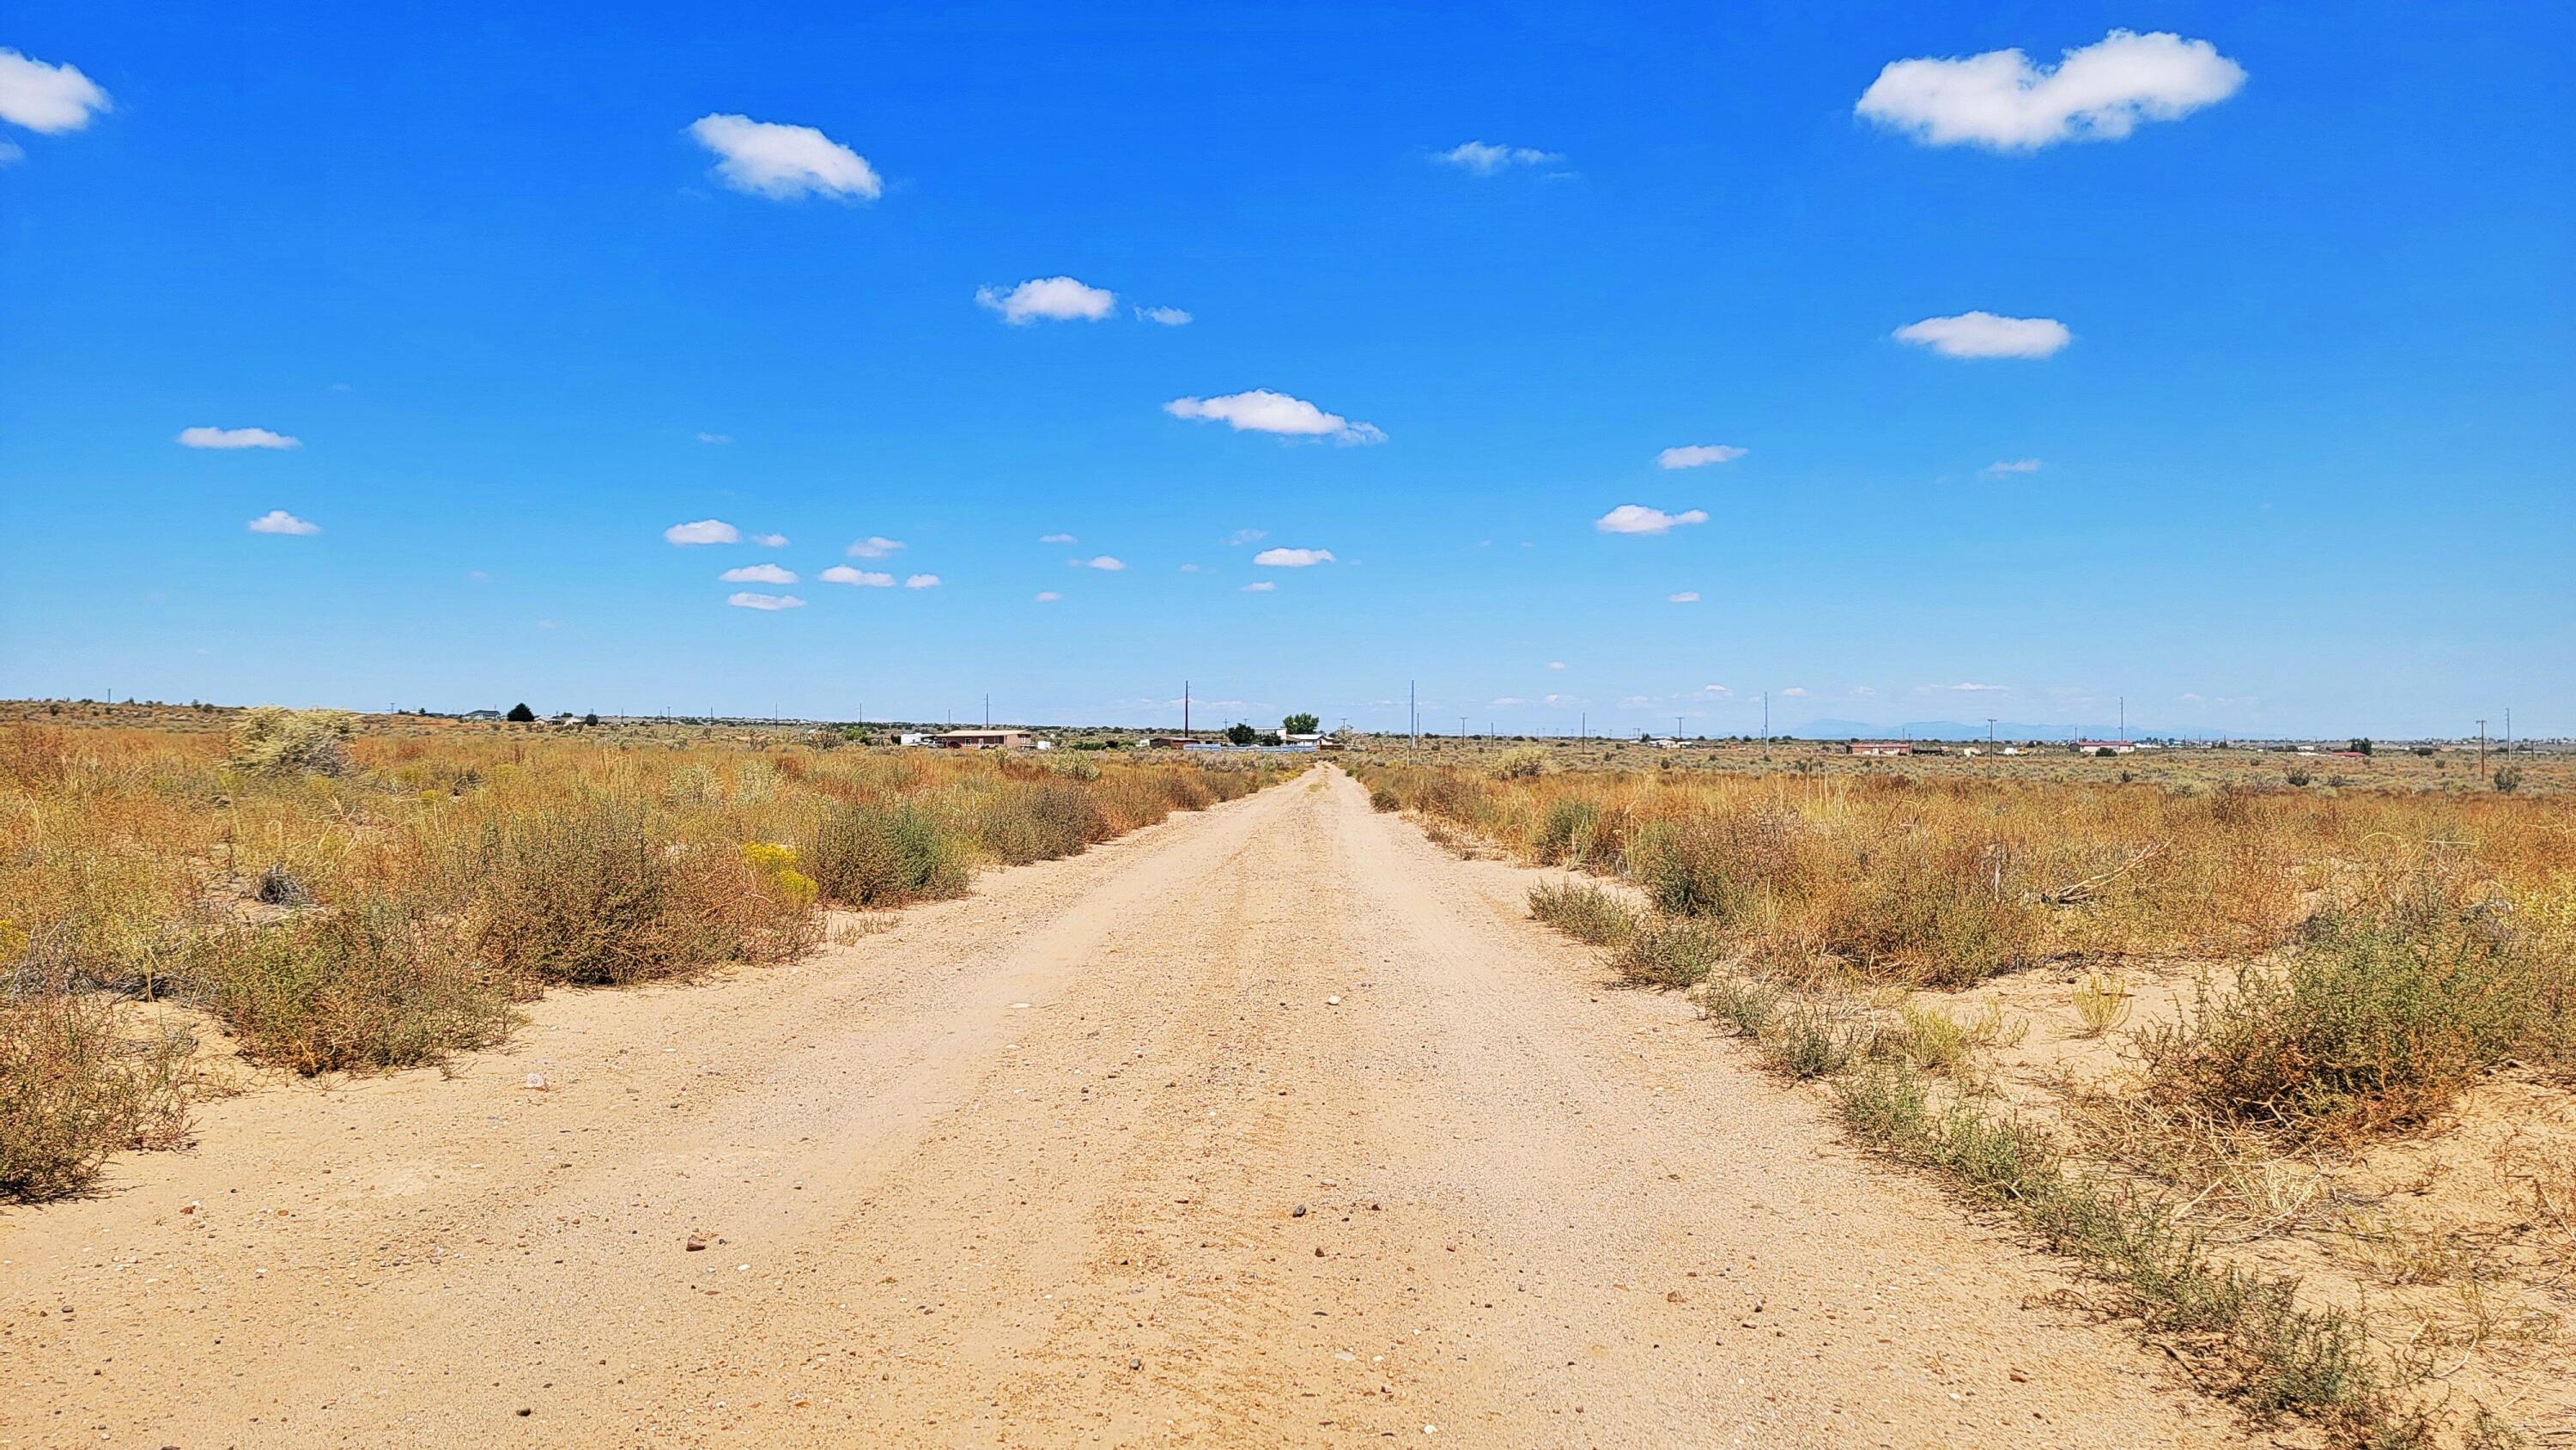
1783,719 -> 2235,743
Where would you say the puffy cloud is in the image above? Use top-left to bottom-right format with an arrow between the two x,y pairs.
1079,555 -> 1127,571
665,519 -> 739,545
1165,391 -> 1384,444
1241,581 -> 1277,593
1893,312 -> 2071,359
845,536 -> 904,558
696,431 -> 732,445
1491,697 -> 1528,707
1984,458 -> 2044,476
1857,30 -> 2245,150
720,563 -> 797,584
1034,591 -> 1060,603
1135,305 -> 1192,326
820,566 -> 893,586
246,510 -> 319,536
975,276 -> 1115,324
1039,532 -> 1076,544
1543,694 -> 1579,707
0,49 -> 111,134
1943,682 -> 2008,693
1547,661 -> 1567,670
1780,687 -> 1810,698
1252,547 -> 1334,567
1222,528 -> 1267,546
726,592 -> 805,610
1595,504 -> 1708,535
1433,141 -> 1562,175
1701,683 -> 1729,695
750,532 -> 789,547
1667,592 -> 1701,604
687,113 -> 881,200
902,573 -> 940,589
179,426 -> 299,450
1657,444 -> 1747,470
1178,562 -> 1201,573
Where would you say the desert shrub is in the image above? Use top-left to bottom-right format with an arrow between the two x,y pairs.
1811,833 -> 2043,986
189,905 -> 513,1074
468,798 -> 799,986
1369,786 -> 1400,812
1494,746 -> 1548,780
1763,999 -> 1871,1079
807,801 -> 973,907
228,707 -> 356,778
1608,915 -> 1727,988
1527,879 -> 1639,946
0,992 -> 191,1200
2073,973 -> 2132,1037
1531,797 -> 1600,865
1630,815 -> 1779,921
2142,903 -> 2554,1138
2493,766 -> 2523,794
979,782 -> 1114,865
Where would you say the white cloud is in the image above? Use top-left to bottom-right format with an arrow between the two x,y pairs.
1039,532 -> 1076,544
1135,305 -> 1192,326
1222,528 -> 1267,546
0,140 -> 21,166
1081,555 -> 1127,571
1857,30 -> 2246,151
1984,458 -> 2044,477
1595,504 -> 1709,535
1943,682 -> 2009,693
975,276 -> 1115,324
1547,661 -> 1567,670
846,536 -> 904,558
726,592 -> 805,610
720,563 -> 797,584
1781,687 -> 1810,698
1165,391 -> 1384,444
1543,694 -> 1578,707
1178,562 -> 1201,573
0,49 -> 111,134
665,519 -> 739,545
1241,581 -> 1277,593
1657,444 -> 1747,470
696,431 -> 732,445
688,113 -> 881,200
1433,141 -> 1562,175
1668,592 -> 1701,604
1851,685 -> 1878,697
820,565 -> 893,586
1893,312 -> 2071,359
1491,697 -> 1528,707
179,426 -> 299,451
903,573 -> 940,589
750,532 -> 789,547
1702,683 -> 1728,695
1252,547 -> 1334,567
1034,591 -> 1060,603
246,510 -> 319,536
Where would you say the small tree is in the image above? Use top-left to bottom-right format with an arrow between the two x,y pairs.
582,713 -> 598,727
506,703 -> 536,723
1283,712 -> 1321,736
1224,723 -> 1258,746
2348,737 -> 2373,755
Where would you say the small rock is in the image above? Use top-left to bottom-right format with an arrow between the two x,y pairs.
1129,1358 -> 1143,1371
685,1235 -> 708,1252
1291,1204 -> 1309,1218
1326,995 -> 1342,1006
516,1408 -> 532,1417
523,1073 -> 550,1091
2008,1368 -> 2029,1383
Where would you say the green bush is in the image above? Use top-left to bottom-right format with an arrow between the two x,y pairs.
469,798 -> 739,986
1607,915 -> 1727,988
1532,797 -> 1600,865
807,802 -> 973,907
190,905 -> 513,1075
1527,878 -> 1638,946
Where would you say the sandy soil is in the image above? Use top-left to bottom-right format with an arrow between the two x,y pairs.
1,767 -> 2251,1448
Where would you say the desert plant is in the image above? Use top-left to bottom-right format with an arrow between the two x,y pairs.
2073,973 -> 2133,1037
227,706 -> 355,777
0,992 -> 191,1200
1607,914 -> 1727,988
1527,878 -> 1639,946
189,904 -> 513,1074
806,801 -> 973,907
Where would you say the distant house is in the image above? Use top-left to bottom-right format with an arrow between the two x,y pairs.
461,709 -> 502,721
1846,740 -> 1911,756
896,731 -> 930,747
933,729 -> 1036,750
2075,740 -> 2139,755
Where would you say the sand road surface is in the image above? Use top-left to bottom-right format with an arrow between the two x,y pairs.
3,767 -> 2247,1448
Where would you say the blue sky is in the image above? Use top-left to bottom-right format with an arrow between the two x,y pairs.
3,2 -> 2568,738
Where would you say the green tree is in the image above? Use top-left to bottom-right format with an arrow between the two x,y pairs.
1224,723 -> 1258,746
506,702 -> 535,723
1283,712 -> 1321,735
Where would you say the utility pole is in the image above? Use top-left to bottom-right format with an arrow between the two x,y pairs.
1458,716 -> 1466,743
984,693 -> 990,728
1184,680 -> 1191,738
2478,719 -> 2487,776
1987,717 -> 1997,748
1409,681 -> 1417,748
1762,691 -> 1771,758
2120,695 -> 2127,743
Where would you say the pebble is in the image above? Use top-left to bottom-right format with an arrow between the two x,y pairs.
1292,1204 -> 1309,1218
1326,995 -> 1342,1005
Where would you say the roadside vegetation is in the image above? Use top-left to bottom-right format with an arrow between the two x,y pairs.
1,709 -> 1275,1199
1361,745 -> 2576,1448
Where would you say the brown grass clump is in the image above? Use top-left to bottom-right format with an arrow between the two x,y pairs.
1526,879 -> 1639,946
0,992 -> 191,1199
189,904 -> 514,1074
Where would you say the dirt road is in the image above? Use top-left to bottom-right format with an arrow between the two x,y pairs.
3,767 -> 2244,1447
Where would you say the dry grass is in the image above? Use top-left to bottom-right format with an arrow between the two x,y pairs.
0,714 -> 1279,1196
